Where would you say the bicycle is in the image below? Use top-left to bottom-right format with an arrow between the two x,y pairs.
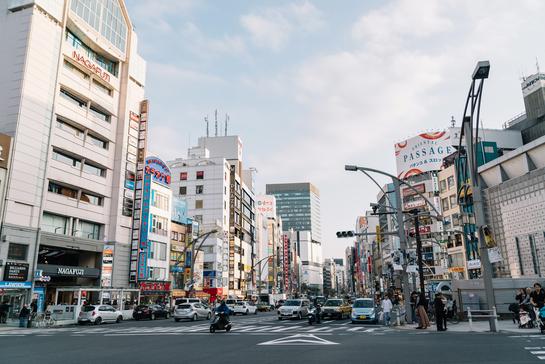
33,312 -> 56,328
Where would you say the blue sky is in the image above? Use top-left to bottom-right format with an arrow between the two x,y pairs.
125,0 -> 545,258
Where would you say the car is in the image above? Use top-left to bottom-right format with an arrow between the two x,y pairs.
173,302 -> 212,321
275,299 -> 285,309
314,296 -> 327,306
321,298 -> 351,320
175,298 -> 201,306
233,301 -> 258,315
351,298 -> 379,324
256,302 -> 273,312
78,304 -> 123,325
133,304 -> 171,320
277,299 -> 310,320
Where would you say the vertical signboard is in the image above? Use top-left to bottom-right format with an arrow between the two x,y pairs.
283,235 -> 289,292
137,173 -> 152,281
129,100 -> 149,283
101,244 -> 114,287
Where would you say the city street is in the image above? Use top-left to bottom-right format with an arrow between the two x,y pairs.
1,312 -> 543,363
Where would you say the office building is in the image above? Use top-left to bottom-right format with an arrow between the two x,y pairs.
0,0 -> 147,314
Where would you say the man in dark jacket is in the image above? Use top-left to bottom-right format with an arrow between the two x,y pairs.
19,305 -> 30,328
434,293 -> 446,331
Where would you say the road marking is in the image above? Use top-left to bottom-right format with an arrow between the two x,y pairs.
257,334 -> 339,346
531,351 -> 545,355
306,327 -> 333,333
525,347 -> 543,349
538,356 -> 545,360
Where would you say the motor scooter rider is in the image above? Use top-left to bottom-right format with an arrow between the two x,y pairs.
216,300 -> 230,325
315,303 -> 322,324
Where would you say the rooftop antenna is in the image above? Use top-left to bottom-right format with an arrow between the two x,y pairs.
225,114 -> 229,136
536,57 -> 541,75
214,109 -> 218,137
205,116 -> 209,137
450,116 -> 456,128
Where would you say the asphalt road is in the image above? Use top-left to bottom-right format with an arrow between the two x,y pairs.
1,311 -> 543,364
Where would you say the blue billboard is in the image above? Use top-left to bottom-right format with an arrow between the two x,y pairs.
171,197 -> 188,224
137,173 -> 152,281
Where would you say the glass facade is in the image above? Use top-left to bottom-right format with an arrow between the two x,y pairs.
70,0 -> 127,53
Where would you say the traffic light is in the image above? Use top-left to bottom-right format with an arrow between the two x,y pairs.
336,231 -> 355,238
376,226 -> 382,244
482,225 -> 496,248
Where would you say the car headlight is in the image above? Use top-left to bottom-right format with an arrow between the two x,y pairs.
335,308 -> 341,312
351,312 -> 357,317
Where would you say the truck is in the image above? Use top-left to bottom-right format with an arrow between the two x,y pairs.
257,293 -> 286,310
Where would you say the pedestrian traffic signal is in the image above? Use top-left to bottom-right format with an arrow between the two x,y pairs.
336,231 -> 355,238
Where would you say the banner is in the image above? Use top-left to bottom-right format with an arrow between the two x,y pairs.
395,132 -> 453,179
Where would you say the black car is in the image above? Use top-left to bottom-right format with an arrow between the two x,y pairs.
133,304 -> 170,320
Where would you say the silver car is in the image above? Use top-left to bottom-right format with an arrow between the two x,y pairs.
78,305 -> 123,325
277,299 -> 310,320
173,302 -> 212,321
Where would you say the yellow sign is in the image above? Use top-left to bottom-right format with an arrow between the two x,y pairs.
449,267 -> 465,273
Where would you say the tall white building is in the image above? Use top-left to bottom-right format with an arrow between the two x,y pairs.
255,195 -> 282,294
168,135 -> 256,300
0,0 -> 147,309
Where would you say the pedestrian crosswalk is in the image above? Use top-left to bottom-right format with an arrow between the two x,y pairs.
524,347 -> 545,360
0,321 -> 392,337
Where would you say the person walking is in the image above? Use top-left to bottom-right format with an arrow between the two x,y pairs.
382,295 -> 393,326
410,291 -> 418,324
416,292 -> 429,329
0,300 -> 9,324
530,283 -> 545,309
434,293 -> 446,331
18,304 -> 30,328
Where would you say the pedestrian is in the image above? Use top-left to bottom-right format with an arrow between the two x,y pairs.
434,293 -> 446,331
0,300 -> 8,324
515,288 -> 526,304
19,304 -> 30,328
530,283 -> 545,309
410,291 -> 418,324
381,294 -> 393,326
416,293 -> 429,329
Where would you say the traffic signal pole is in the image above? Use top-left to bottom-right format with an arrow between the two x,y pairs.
394,179 -> 414,324
412,211 -> 426,295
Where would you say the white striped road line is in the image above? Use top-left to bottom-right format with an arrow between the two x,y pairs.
269,326 -> 304,332
538,356 -> 545,360
530,351 -> 545,355
525,347 -> 543,349
306,327 -> 333,333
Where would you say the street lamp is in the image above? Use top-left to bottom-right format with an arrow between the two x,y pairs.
456,60 -> 497,332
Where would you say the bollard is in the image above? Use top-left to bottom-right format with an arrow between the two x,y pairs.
468,306 -> 473,331
493,306 -> 498,331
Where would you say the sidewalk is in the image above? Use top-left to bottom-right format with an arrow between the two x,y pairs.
394,319 -> 543,334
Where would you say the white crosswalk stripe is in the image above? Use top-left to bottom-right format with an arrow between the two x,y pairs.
523,346 -> 545,360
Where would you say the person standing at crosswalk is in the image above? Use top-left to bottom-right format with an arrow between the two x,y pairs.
381,295 -> 393,326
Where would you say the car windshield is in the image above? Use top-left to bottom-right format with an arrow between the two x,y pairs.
283,300 -> 301,306
235,302 -> 245,306
177,304 -> 191,309
324,299 -> 342,306
82,306 -> 95,312
353,300 -> 373,308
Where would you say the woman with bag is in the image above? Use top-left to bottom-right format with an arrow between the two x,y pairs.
416,293 -> 429,329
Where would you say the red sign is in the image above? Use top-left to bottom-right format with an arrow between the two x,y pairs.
409,225 -> 432,234
402,183 -> 426,198
139,281 -> 171,292
72,51 -> 110,83
283,235 -> 289,290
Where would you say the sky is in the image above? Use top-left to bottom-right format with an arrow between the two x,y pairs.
125,0 -> 545,259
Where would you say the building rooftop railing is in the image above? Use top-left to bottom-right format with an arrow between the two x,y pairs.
502,112 -> 526,129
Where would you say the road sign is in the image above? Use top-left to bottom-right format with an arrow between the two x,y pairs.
257,334 -> 339,346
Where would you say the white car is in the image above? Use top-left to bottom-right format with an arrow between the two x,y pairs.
233,301 -> 257,315
78,305 -> 123,325
173,302 -> 212,321
277,299 -> 310,320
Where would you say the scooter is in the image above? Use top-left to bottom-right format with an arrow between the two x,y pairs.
308,306 -> 321,326
210,312 -> 232,333
537,307 -> 545,334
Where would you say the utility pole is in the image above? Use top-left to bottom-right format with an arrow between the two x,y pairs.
394,179 -> 413,323
412,211 -> 426,295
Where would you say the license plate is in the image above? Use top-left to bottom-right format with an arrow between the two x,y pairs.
359,315 -> 366,319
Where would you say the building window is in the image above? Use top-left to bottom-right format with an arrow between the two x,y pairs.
195,200 -> 203,209
86,133 -> 108,149
92,79 -> 112,96
72,219 -> 102,239
152,191 -> 169,211
41,212 -> 69,235
52,150 -> 81,169
151,214 -> 168,236
194,215 -> 203,224
441,197 -> 449,212
179,186 -> 187,195
83,162 -> 106,177
529,235 -> 539,275
196,171 -> 204,180
515,237 -> 524,276
60,88 -> 86,108
48,181 -> 77,199
80,191 -> 103,206
63,60 -> 89,80
447,176 -> 455,189
148,267 -> 166,280
150,241 -> 167,261
7,243 -> 28,261
196,185 -> 204,194
56,118 -> 84,139
89,105 -> 110,123
180,172 -> 187,180
449,195 -> 457,208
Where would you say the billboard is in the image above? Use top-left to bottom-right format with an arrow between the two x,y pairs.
355,216 -> 368,233
171,197 -> 188,224
395,131 -> 453,179
256,195 -> 276,219
145,156 -> 171,186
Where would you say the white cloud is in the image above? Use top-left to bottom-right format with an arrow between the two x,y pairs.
127,0 -> 196,32
180,22 -> 247,56
240,1 -> 324,51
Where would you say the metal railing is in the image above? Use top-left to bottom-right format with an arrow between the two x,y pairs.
467,306 -> 498,331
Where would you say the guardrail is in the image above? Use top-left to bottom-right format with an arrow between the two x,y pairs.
467,306 -> 498,331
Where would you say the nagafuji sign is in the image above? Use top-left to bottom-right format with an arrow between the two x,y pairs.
72,51 -> 111,83
395,132 -> 453,179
